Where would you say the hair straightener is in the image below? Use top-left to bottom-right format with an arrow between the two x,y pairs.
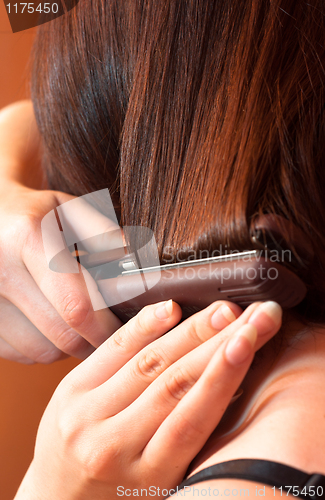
71,215 -> 312,322
95,251 -> 306,322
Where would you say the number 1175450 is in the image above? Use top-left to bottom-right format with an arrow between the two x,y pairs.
272,485 -> 324,496
6,3 -> 59,14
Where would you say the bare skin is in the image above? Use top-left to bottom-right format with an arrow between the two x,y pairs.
176,317 -> 325,498
14,300 -> 283,499
0,101 -> 123,363
3,101 -> 322,499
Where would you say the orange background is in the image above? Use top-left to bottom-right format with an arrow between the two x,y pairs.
0,5 -> 80,499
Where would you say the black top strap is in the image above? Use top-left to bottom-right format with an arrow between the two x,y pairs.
175,459 -> 325,499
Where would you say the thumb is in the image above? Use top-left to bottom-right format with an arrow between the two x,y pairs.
53,188 -> 123,255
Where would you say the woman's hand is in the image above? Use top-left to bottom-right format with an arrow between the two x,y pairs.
15,299 -> 282,500
0,101 -> 123,364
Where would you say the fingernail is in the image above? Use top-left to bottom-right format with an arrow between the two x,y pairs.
211,305 -> 237,330
155,299 -> 173,320
248,301 -> 282,336
225,324 -> 257,365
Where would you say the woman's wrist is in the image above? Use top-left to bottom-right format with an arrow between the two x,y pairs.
0,101 -> 45,190
0,175 -> 33,198
14,463 -> 43,500
0,151 -> 47,190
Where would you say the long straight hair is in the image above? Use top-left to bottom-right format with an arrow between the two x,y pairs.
32,0 -> 325,322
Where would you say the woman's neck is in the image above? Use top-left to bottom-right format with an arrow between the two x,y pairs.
189,318 -> 325,475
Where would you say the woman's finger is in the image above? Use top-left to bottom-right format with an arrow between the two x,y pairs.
0,296 -> 65,363
67,300 -> 184,389
1,266 -> 96,359
0,336 -> 34,364
21,238 -> 122,350
87,301 -> 242,413
86,302 -> 261,417
19,191 -> 123,353
112,301 -> 282,451
141,324 -> 259,482
54,190 -> 122,254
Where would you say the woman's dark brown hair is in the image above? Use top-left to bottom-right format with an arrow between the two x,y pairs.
32,0 -> 325,323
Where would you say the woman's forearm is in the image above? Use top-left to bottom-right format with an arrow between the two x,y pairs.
14,464 -> 43,500
0,100 -> 45,190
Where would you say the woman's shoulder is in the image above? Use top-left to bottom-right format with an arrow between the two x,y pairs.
172,458 -> 325,499
168,326 -> 325,500
168,396 -> 325,499
186,342 -> 325,481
